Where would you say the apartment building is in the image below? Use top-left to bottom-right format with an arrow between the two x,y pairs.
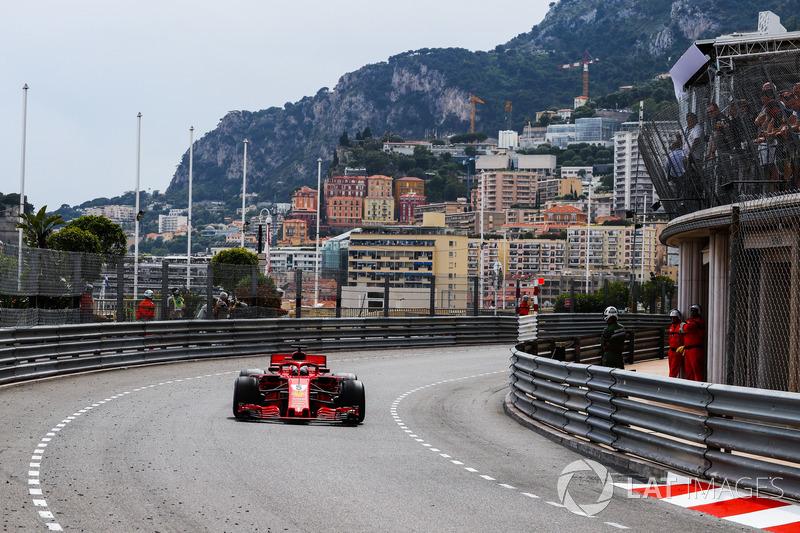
614,122 -> 658,216
507,239 -> 568,277
398,192 -> 426,225
324,175 -> 366,200
83,205 -> 136,223
363,175 -> 394,227
474,171 -> 539,212
279,219 -> 312,246
326,196 -> 363,229
346,213 -> 468,309
565,223 -> 660,282
158,213 -> 188,234
394,177 -> 424,204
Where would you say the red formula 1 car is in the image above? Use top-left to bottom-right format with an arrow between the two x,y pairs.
232,349 -> 365,424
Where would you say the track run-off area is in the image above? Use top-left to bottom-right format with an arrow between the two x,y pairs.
0,345 -> 774,531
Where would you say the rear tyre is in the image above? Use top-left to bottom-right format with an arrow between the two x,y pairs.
233,376 -> 260,419
336,379 -> 365,423
239,369 -> 265,376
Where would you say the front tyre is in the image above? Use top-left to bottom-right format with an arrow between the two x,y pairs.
233,376 -> 260,419
337,379 -> 365,423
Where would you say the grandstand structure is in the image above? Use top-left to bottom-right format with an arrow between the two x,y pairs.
639,12 -> 800,391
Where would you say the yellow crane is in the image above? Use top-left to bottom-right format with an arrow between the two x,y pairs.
505,101 -> 513,130
469,94 -> 484,133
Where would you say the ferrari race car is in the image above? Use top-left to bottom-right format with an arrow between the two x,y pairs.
233,349 -> 365,423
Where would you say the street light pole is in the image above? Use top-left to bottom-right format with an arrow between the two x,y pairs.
134,112 -> 142,301
187,126 -> 194,290
260,207 -> 272,275
241,139 -> 248,248
480,170 -> 485,310
17,84 -> 28,290
314,157 -> 322,307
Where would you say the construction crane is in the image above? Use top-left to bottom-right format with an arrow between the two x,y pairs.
469,94 -> 484,133
505,101 -> 513,130
557,51 -> 600,99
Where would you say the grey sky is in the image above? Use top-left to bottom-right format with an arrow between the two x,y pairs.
1,1 -> 550,210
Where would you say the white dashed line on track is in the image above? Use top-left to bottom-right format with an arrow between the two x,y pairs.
26,370 -> 238,531
391,370 -> 632,530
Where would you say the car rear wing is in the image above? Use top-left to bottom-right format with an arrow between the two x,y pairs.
269,353 -> 329,373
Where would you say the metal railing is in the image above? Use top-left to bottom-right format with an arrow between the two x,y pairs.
0,316 -> 518,386
518,313 -> 670,364
509,345 -> 800,500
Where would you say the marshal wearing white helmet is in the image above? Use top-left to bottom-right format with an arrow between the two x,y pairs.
600,306 -> 626,368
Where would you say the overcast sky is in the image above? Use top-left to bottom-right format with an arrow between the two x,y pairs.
1,1 -> 550,210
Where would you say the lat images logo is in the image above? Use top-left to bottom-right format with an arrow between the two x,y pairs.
557,459 -> 615,516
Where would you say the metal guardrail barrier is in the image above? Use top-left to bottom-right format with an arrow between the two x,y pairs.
0,316 -> 518,386
518,313 -> 671,365
509,345 -> 800,500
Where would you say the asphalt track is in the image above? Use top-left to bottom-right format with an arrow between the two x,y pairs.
0,345 -> 756,532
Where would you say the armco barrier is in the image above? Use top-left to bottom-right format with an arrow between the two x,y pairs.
509,345 -> 800,500
0,316 -> 518,386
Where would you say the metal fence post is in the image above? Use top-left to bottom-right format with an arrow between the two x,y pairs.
335,270 -> 342,318
472,276 -> 479,317
206,263 -> 215,318
515,279 -> 521,314
295,269 -> 302,318
251,265 -> 258,304
116,258 -> 125,322
161,260 -> 169,318
570,278 -> 575,313
383,276 -> 390,318
429,274 -> 436,317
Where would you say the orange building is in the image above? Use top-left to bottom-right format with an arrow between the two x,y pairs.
279,218 -> 312,245
543,205 -> 587,225
327,196 -> 364,229
394,176 -> 425,204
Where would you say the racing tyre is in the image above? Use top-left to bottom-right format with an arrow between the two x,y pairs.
337,373 -> 358,381
337,379 -> 365,423
239,369 -> 265,376
233,376 -> 260,419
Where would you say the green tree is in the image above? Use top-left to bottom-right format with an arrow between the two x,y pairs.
599,281 -> 631,310
638,275 -> 676,311
15,206 -> 64,248
211,248 -> 259,266
64,215 -> 127,260
47,227 -> 102,254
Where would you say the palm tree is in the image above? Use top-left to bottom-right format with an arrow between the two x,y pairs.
15,205 -> 65,248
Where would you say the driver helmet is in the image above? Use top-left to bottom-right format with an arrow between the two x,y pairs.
299,365 -> 309,376
603,306 -> 618,321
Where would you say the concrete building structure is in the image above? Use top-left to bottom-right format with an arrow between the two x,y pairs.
345,213 -> 469,310
614,122 -> 658,217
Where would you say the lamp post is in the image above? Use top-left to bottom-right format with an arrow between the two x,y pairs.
17,84 -> 28,290
314,158 -> 322,307
187,126 -> 194,290
479,170 -> 485,310
134,112 -> 142,300
240,139 -> 248,248
260,207 -> 272,275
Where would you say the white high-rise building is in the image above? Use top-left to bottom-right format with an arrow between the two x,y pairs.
613,122 -> 658,216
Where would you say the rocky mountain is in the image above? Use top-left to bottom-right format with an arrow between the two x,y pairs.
166,0 -> 798,204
